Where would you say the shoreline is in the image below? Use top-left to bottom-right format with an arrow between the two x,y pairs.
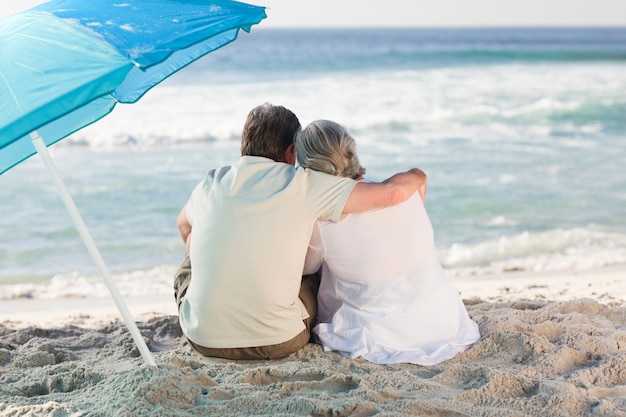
452,263 -> 626,305
0,294 -> 177,329
1,264 -> 625,329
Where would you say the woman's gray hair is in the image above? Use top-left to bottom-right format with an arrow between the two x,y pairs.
295,120 -> 366,180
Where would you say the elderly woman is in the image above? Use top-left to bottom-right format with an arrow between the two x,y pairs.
296,120 -> 480,365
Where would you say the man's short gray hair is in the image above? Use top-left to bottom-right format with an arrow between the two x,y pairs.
241,103 -> 300,161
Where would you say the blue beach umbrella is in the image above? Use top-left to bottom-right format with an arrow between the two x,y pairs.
0,0 -> 266,366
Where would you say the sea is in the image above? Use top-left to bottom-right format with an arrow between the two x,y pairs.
1,27 -> 625,300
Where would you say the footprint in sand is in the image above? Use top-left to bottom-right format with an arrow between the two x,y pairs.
243,367 -> 359,395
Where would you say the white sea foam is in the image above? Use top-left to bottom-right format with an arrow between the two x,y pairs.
0,265 -> 177,300
486,216 -> 516,226
441,228 -> 626,276
53,61 -> 625,152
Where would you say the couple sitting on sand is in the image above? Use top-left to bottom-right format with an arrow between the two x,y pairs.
173,103 -> 480,365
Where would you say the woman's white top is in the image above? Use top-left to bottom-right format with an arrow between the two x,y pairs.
304,190 -> 480,365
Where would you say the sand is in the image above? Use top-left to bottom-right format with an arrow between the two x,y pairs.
1,266 -> 626,417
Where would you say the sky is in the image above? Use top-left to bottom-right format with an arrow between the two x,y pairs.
1,0 -> 626,27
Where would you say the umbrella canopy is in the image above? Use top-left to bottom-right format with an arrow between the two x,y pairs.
0,0 -> 266,174
0,0 -> 266,366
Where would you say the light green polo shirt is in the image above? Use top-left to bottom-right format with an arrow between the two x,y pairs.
179,156 -> 356,348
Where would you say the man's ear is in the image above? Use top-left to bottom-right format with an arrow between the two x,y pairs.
284,143 -> 296,166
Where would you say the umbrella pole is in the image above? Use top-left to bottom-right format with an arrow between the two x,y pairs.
30,132 -> 157,367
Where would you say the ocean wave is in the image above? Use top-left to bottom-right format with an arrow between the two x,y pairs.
440,227 -> 626,276
2,228 -> 625,300
0,265 -> 177,300
51,97 -> 625,150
